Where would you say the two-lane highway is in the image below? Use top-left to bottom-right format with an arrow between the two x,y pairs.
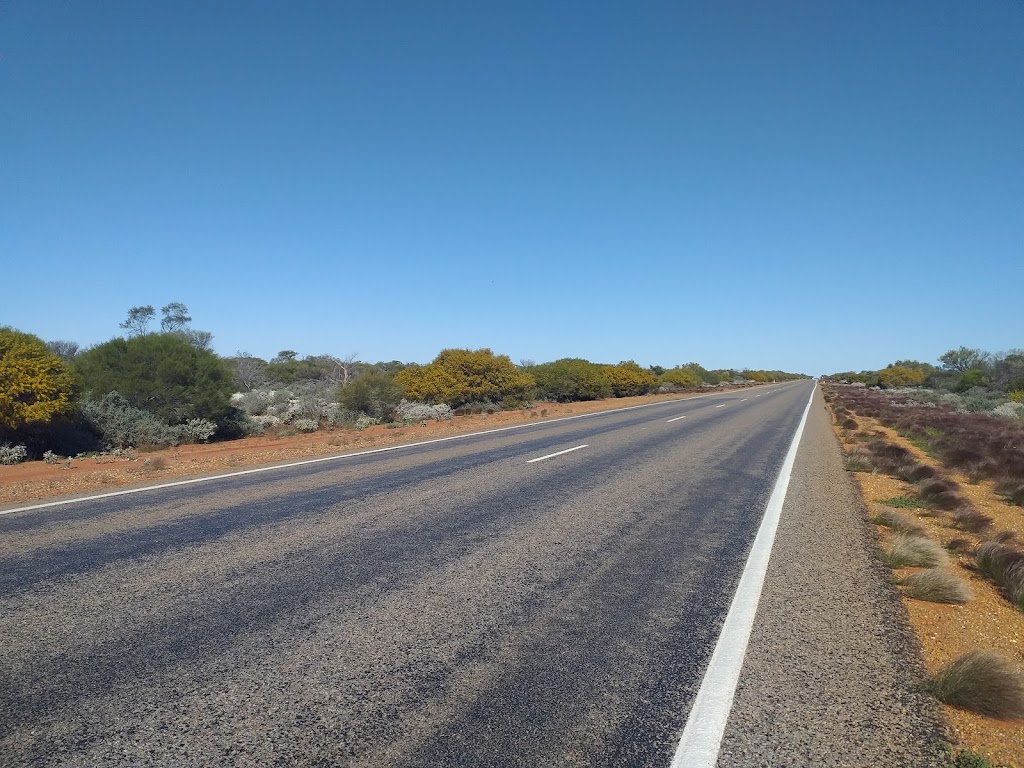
2,383 -> 813,766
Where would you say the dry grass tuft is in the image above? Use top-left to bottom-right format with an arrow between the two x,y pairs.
885,534 -> 948,568
841,417 -> 859,430
138,457 -> 168,473
871,508 -> 924,535
900,568 -> 972,603
952,507 -> 994,533
844,447 -> 876,473
975,539 -> 1024,610
929,650 -> 1024,720
995,479 -> 1024,507
946,538 -> 973,555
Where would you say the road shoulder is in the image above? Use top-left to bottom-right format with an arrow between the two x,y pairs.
717,386 -> 952,766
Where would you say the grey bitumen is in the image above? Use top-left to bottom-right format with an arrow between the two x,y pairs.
0,382 -> 950,766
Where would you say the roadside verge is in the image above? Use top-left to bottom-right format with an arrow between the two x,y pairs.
717,386 -> 950,766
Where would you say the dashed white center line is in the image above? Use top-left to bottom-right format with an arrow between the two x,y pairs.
739,398 -> 748,402
526,445 -> 588,464
666,415 -> 687,423
715,404 -> 726,408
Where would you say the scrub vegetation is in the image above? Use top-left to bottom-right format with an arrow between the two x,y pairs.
826,373 -> 1024,762
0,307 -> 807,463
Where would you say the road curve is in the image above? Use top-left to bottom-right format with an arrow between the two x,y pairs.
0,382 -> 945,766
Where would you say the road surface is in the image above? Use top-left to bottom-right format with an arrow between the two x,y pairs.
0,382 -> 949,766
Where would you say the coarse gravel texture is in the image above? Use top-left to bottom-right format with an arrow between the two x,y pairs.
718,388 -> 952,767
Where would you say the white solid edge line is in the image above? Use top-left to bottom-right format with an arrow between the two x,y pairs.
525,445 -> 588,464
1,385 -> 784,517
670,382 -> 816,768
666,415 -> 687,423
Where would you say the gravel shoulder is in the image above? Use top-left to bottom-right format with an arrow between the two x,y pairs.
718,387 -> 952,766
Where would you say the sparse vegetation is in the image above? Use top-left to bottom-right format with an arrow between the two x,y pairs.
975,539 -> 1024,610
952,508 -> 994,533
871,508 -> 925,535
929,650 -> 1024,720
884,533 -> 948,568
900,568 -> 972,604
0,443 -> 28,465
876,495 -> 926,509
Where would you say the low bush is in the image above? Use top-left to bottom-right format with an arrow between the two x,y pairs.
900,568 -> 972,603
841,417 -> 859,430
0,443 -> 28,465
929,650 -> 1024,720
917,479 -> 965,511
42,450 -> 65,464
182,418 -> 218,443
844,447 -> 875,473
896,463 -> 938,483
975,539 -> 1024,609
396,400 -> 454,423
292,418 -> 318,433
885,534 -> 949,568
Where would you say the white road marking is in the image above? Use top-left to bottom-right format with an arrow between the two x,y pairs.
526,445 -> 588,463
670,383 -> 816,768
715,404 -> 726,408
666,415 -> 688,423
739,398 -> 748,402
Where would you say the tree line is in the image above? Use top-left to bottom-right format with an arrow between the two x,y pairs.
0,303 -> 806,461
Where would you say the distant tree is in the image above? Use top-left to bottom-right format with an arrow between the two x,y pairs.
939,347 -> 985,373
530,358 -> 611,402
878,365 -> 926,388
684,362 -> 720,385
891,360 -> 937,377
661,367 -> 702,388
119,305 -> 155,337
338,371 -> 404,420
603,361 -> 658,397
46,340 -> 79,362
991,352 -> 1024,393
273,350 -> 297,363
177,328 -> 213,351
227,352 -> 268,392
74,333 -> 234,425
395,348 -> 535,408
0,327 -> 78,430
160,302 -> 193,333
648,365 -> 666,377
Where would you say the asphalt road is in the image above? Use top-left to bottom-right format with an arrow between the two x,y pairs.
0,382 -> 947,767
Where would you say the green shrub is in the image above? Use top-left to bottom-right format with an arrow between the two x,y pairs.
79,392 -> 182,449
660,366 -> 703,389
395,349 -> 534,408
338,371 -> 404,421
603,361 -> 658,397
74,334 -> 234,425
530,358 -> 611,402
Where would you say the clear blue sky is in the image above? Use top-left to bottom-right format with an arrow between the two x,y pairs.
2,1 -> 1022,375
